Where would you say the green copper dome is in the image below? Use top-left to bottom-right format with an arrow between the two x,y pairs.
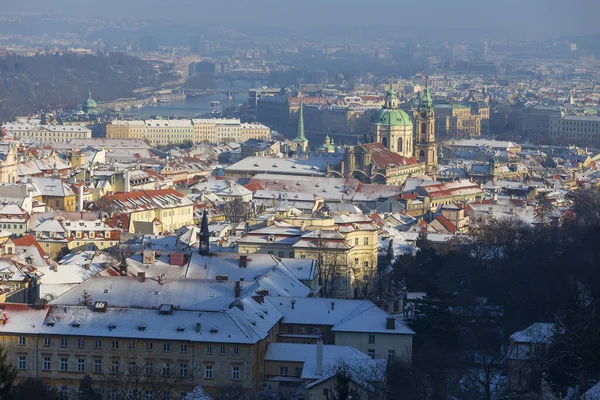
82,90 -> 98,115
83,91 -> 97,109
371,108 -> 413,126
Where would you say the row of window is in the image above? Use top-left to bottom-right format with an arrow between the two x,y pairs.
33,356 -> 242,379
28,337 -> 240,356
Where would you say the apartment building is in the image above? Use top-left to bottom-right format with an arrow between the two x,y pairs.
237,214 -> 379,298
29,217 -> 120,258
100,189 -> 195,234
2,123 -> 92,143
0,284 -> 280,398
105,119 -> 270,145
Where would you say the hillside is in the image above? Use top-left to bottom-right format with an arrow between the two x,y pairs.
0,53 -> 178,121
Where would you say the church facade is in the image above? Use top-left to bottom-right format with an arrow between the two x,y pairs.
329,81 -> 438,184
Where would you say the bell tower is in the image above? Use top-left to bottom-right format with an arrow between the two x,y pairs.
415,77 -> 438,177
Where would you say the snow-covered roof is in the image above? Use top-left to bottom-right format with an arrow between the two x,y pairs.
184,386 -> 213,400
510,322 -> 555,343
265,342 -> 367,363
50,276 -> 241,312
583,381 -> 600,400
267,297 -> 413,335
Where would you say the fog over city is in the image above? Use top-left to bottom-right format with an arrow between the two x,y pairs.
5,0 -> 600,40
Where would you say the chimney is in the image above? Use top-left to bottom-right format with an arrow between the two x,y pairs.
78,185 -> 84,212
234,281 -> 241,298
386,317 -> 396,330
157,275 -> 163,285
291,300 -> 296,309
239,255 -> 248,268
330,301 -> 335,311
316,339 -> 323,376
488,206 -> 494,215
124,169 -> 131,193
137,271 -> 146,282
509,207 -> 515,215
195,322 -> 202,333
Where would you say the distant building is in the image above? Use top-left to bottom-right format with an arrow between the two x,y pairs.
434,100 -> 489,139
105,119 -> 270,145
549,114 -> 600,145
2,123 -> 92,143
517,105 -> 563,138
81,91 -> 98,116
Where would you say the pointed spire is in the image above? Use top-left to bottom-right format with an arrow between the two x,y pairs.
293,97 -> 307,143
419,76 -> 433,111
199,210 -> 210,255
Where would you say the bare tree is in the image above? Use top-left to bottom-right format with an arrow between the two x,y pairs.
323,359 -> 387,400
303,231 -> 349,298
94,358 -> 198,400
222,199 -> 251,224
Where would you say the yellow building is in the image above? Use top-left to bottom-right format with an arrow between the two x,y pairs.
30,217 -> 120,259
106,119 -> 270,145
238,214 -> 379,299
100,189 -> 195,234
2,123 -> 91,143
31,177 -> 77,212
433,100 -> 489,139
0,141 -> 18,184
0,292 -> 275,398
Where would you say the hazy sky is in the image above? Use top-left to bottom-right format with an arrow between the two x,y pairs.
4,0 -> 600,41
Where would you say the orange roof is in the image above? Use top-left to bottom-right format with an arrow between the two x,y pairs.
359,142 -> 419,168
435,215 -> 458,233
12,234 -> 47,258
244,181 -> 265,192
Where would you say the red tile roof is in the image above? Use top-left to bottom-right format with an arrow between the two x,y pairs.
359,143 -> 419,168
12,234 -> 47,258
434,215 -> 458,233
244,181 -> 265,192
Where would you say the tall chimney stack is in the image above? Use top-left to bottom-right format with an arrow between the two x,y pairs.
316,339 -> 323,376
78,185 -> 84,212
234,281 -> 241,298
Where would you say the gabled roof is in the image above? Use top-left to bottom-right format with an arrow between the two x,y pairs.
434,215 -> 458,233
510,322 -> 555,343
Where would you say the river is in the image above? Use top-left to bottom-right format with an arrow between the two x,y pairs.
120,81 -> 251,119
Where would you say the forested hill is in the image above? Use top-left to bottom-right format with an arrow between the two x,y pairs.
0,53 -> 178,122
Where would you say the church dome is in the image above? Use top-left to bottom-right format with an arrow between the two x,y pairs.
371,82 -> 413,127
371,108 -> 413,126
82,90 -> 98,115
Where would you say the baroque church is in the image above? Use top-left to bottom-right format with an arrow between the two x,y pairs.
328,80 -> 438,185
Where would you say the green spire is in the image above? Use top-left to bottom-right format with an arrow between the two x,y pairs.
419,76 -> 433,111
293,99 -> 308,142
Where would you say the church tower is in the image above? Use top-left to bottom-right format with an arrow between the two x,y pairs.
292,98 -> 309,153
415,78 -> 438,177
369,80 -> 413,158
199,210 -> 210,255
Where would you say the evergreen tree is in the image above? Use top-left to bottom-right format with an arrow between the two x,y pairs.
78,289 -> 93,307
0,344 -> 17,399
79,375 -> 101,400
12,378 -> 58,400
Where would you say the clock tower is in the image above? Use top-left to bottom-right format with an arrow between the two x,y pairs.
415,78 -> 438,177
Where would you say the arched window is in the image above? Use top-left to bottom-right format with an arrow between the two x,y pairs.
419,150 -> 425,158
397,138 -> 403,152
381,137 -> 388,148
421,123 -> 427,135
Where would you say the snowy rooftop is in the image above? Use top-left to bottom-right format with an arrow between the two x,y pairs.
50,276 -> 243,312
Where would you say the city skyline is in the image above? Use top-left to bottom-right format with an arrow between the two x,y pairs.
3,0 -> 600,41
